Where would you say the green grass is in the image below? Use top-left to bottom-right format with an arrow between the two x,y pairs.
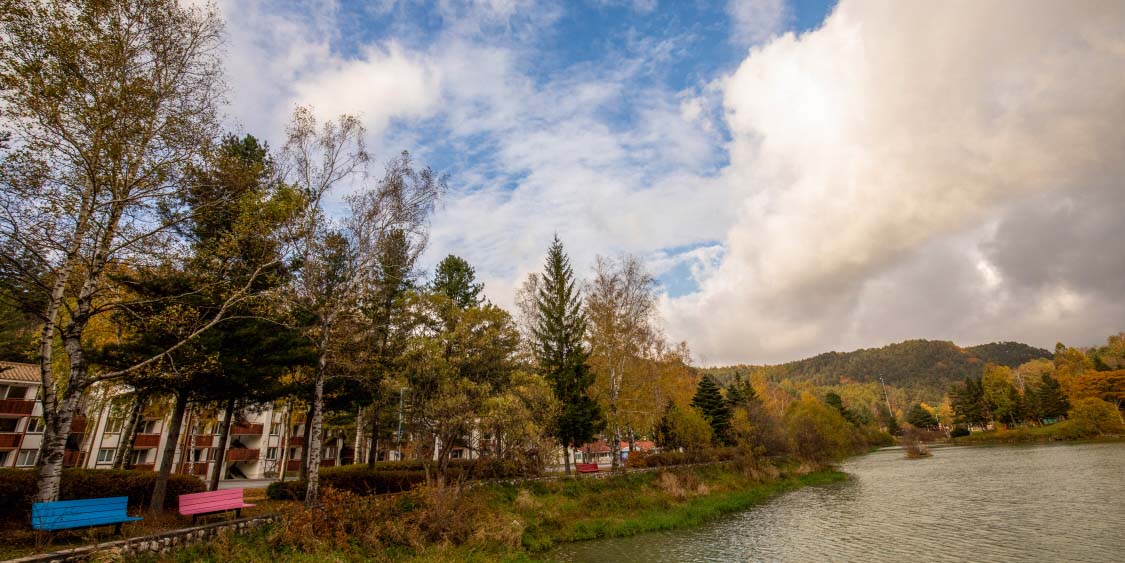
951,421 -> 1125,445
126,463 -> 847,562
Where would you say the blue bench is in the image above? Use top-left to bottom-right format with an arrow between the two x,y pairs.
32,496 -> 143,534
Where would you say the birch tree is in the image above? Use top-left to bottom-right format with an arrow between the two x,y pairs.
586,255 -> 656,470
0,0 -> 284,502
281,109 -> 441,504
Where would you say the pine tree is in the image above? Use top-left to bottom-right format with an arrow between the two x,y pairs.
691,375 -> 732,445
431,254 -> 484,309
1033,374 -> 1070,420
906,403 -> 939,429
532,236 -> 604,474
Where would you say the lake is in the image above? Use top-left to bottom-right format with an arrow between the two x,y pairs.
551,442 -> 1125,562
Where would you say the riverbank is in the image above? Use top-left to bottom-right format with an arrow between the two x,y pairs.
124,462 -> 845,563
949,420 -> 1125,446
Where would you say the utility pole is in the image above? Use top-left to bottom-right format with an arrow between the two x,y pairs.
879,376 -> 894,420
395,386 -> 405,461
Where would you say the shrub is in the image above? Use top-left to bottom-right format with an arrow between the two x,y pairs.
0,468 -> 204,522
1067,398 -> 1125,436
950,427 -> 971,438
267,468 -> 426,500
624,447 -> 738,469
784,397 -> 855,464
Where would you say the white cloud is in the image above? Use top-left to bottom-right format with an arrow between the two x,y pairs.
665,1 -> 1125,365
727,0 -> 787,46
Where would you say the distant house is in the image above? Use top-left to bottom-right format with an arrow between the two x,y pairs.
573,439 -> 657,465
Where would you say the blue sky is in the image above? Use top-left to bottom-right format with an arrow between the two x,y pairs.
213,1 -> 1125,365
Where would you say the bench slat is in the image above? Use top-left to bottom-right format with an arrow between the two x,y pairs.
177,488 -> 253,517
179,500 -> 255,514
31,496 -> 140,531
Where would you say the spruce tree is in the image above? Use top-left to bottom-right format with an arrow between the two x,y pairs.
532,236 -> 604,474
431,254 -> 484,309
691,375 -> 732,445
906,403 -> 939,429
1034,374 -> 1070,420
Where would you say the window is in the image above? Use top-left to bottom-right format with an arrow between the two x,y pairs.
0,450 -> 9,466
104,417 -> 124,433
191,449 -> 205,462
138,420 -> 159,434
0,418 -> 18,432
288,447 -> 299,460
26,417 -> 45,433
451,448 -> 463,459
97,448 -> 115,463
130,450 -> 148,465
323,447 -> 334,460
270,421 -> 280,435
266,447 -> 277,460
16,449 -> 37,467
0,385 -> 30,400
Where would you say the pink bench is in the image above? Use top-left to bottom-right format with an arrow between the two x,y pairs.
178,488 -> 255,523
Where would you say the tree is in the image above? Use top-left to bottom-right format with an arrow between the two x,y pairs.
586,254 -> 656,470
0,0 -> 286,502
784,396 -> 853,465
1028,374 -> 1070,421
982,364 -> 1020,426
654,402 -> 712,451
430,255 -> 483,310
906,403 -> 938,430
282,122 -> 443,505
691,375 -> 732,445
1067,398 -> 1125,436
1071,370 -> 1125,425
950,376 -> 989,428
532,236 -> 603,474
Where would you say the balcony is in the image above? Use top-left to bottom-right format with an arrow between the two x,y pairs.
286,459 -> 303,471
133,433 -> 160,448
288,436 -> 304,447
69,415 -> 87,434
0,433 -> 21,448
181,463 -> 209,476
230,423 -> 263,436
226,448 -> 260,462
0,399 -> 34,415
321,459 -> 336,468
190,435 -> 214,447
63,450 -> 84,467
131,463 -> 155,471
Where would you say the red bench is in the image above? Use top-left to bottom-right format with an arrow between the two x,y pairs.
576,463 -> 599,473
178,488 -> 255,524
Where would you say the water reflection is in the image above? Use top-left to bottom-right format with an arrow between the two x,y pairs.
552,442 -> 1125,562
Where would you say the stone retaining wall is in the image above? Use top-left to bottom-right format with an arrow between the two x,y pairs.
3,514 -> 279,563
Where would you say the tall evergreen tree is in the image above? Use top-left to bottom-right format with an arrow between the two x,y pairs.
431,254 -> 484,309
691,375 -> 732,445
950,376 -> 990,427
532,236 -> 603,474
906,403 -> 939,429
1031,374 -> 1070,420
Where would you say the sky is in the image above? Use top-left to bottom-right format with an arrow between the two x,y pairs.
205,0 -> 1125,366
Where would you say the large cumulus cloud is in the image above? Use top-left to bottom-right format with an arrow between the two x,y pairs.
666,1 -> 1125,365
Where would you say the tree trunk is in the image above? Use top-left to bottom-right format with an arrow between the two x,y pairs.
367,405 -> 379,468
298,402 -> 314,482
563,446 -> 572,475
353,406 -> 364,465
151,390 -> 189,513
277,404 -> 291,482
209,398 -> 235,491
305,357 -> 327,505
113,392 -> 148,470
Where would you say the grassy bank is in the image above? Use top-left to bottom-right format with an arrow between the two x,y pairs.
950,420 -> 1125,446
129,463 -> 846,563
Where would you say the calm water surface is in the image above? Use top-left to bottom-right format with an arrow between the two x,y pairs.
552,442 -> 1125,562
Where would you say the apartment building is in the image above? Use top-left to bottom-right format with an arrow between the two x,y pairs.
0,361 -> 345,480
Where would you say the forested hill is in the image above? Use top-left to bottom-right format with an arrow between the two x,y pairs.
704,340 -> 1051,398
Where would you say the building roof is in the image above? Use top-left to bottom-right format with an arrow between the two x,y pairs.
0,361 -> 39,383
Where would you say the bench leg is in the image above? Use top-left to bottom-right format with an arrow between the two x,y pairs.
236,508 -> 242,519
192,514 -> 197,526
115,522 -> 123,535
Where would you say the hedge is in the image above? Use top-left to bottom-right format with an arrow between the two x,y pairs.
624,447 -> 739,469
0,468 -> 205,522
267,467 -> 426,500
